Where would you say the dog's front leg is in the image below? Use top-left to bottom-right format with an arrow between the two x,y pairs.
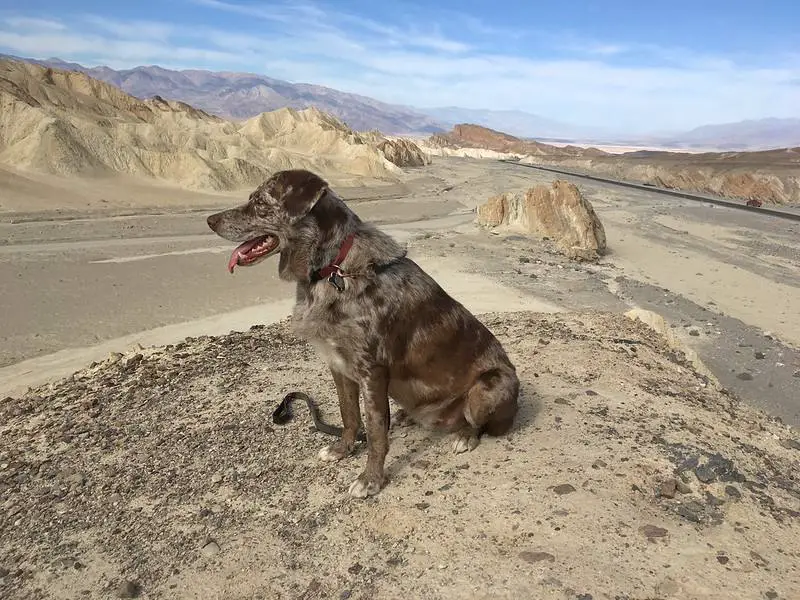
348,366 -> 389,498
318,369 -> 361,462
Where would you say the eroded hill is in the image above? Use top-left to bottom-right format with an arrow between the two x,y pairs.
0,59 -> 417,191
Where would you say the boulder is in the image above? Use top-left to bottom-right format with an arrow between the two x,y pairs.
477,180 -> 607,261
375,138 -> 430,167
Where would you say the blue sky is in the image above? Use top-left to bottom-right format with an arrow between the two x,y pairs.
0,0 -> 798,133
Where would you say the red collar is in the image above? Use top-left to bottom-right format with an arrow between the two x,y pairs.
311,233 -> 355,282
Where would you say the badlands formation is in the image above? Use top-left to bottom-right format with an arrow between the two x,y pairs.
0,59 -> 427,193
424,124 -> 800,204
0,59 -> 798,600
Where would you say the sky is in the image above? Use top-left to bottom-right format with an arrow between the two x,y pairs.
0,0 -> 798,133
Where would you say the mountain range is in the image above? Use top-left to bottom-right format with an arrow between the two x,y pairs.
3,54 -> 798,149
652,118 -> 800,150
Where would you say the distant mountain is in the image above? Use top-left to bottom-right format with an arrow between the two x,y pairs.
658,118 -> 800,150
2,55 -> 446,135
419,106 -> 610,140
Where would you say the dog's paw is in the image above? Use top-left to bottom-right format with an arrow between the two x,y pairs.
317,441 -> 350,462
452,432 -> 480,454
348,473 -> 384,499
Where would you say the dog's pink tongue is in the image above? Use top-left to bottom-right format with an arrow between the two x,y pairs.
227,249 -> 241,274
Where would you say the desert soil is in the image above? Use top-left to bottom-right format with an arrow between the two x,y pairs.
1,156 -> 799,599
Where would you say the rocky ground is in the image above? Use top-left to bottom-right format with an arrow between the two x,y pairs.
2,155 -> 799,599
2,310 -> 799,600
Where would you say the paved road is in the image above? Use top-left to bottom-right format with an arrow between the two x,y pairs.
503,159 -> 800,221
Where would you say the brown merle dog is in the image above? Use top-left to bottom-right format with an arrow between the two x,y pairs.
206,169 -> 520,498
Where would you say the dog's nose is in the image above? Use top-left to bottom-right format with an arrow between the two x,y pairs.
207,213 -> 221,231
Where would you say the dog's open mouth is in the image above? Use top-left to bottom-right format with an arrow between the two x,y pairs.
227,235 -> 279,273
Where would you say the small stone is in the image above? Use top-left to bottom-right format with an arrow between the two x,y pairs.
749,551 -> 768,565
675,501 -> 705,523
116,581 -> 139,599
793,370 -> 800,378
716,554 -> 729,565
656,578 -> 680,596
688,329 -> 700,337
210,473 -> 223,485
66,472 -> 85,487
638,524 -> 668,539
724,485 -> 742,500
676,480 -> 692,494
765,591 -> 778,599
414,502 -> 430,510
124,354 -> 143,371
658,479 -> 678,498
552,484 -> 576,495
779,438 -> 800,451
519,551 -> 555,563
200,541 -> 220,557
585,390 -> 598,396
0,566 -> 8,578
754,351 -> 765,359
340,591 -> 352,600
677,458 -> 699,476
591,460 -> 607,469
347,563 -> 363,575
736,372 -> 754,381
694,465 -> 716,483
576,595 -> 593,600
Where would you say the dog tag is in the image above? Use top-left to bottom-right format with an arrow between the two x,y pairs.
328,272 -> 345,292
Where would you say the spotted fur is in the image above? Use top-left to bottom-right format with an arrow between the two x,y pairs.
207,169 -> 520,498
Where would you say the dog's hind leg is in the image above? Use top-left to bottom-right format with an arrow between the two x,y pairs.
318,370 -> 362,462
454,367 -> 520,453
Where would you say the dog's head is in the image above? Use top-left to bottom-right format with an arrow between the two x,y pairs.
207,169 -> 329,273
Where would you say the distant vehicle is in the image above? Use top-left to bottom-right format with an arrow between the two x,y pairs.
746,199 -> 763,207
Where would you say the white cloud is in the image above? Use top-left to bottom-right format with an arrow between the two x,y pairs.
3,16 -> 65,31
0,3 -> 798,133
82,15 -> 174,41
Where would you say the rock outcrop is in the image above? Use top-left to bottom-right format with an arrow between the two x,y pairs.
477,180 -> 607,261
374,138 -> 430,167
426,123 -> 607,158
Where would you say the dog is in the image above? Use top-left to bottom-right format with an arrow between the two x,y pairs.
206,169 -> 520,498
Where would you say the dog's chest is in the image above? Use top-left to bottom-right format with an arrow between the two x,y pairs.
310,337 -> 353,376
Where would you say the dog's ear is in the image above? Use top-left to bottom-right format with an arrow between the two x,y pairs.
275,170 -> 329,222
